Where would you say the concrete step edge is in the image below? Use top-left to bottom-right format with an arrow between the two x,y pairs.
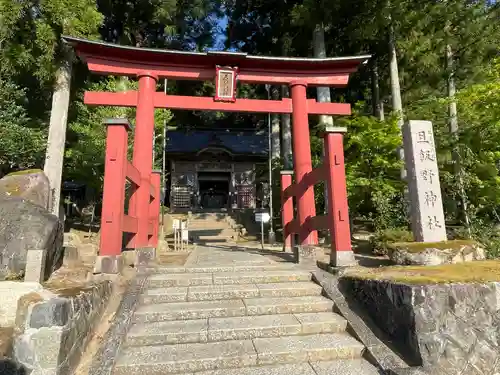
125,312 -> 347,346
113,333 -> 365,375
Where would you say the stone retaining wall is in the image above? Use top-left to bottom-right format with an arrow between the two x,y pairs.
340,277 -> 500,375
13,280 -> 112,375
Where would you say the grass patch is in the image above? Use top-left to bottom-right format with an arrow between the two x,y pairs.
342,260 -> 500,285
389,239 -> 478,253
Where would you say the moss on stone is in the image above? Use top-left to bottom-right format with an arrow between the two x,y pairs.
389,239 -> 478,253
6,169 -> 43,176
342,260 -> 500,285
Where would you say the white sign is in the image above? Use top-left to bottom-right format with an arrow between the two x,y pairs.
181,229 -> 189,241
255,212 -> 270,223
403,120 -> 447,242
172,219 -> 180,230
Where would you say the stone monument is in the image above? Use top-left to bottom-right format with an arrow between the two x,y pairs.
403,120 -> 447,242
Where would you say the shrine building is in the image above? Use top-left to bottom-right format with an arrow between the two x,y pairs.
166,129 -> 267,211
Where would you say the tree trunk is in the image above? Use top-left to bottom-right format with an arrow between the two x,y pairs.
389,24 -> 406,181
313,23 -> 332,220
281,41 -> 293,170
44,48 -> 73,217
313,23 -> 334,128
271,86 -> 281,159
446,43 -> 471,232
371,59 -> 385,121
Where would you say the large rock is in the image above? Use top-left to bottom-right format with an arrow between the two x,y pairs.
0,196 -> 63,280
0,169 -> 50,210
388,240 -> 486,266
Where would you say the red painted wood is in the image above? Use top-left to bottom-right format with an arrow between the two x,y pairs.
324,131 -> 353,256
85,91 -> 351,116
149,172 -> 161,247
130,74 -> 157,248
306,215 -> 329,232
84,56 -> 354,86
126,161 -> 141,186
123,215 -> 138,233
290,81 -> 318,245
153,94 -> 292,113
280,172 -> 294,250
99,122 -> 128,256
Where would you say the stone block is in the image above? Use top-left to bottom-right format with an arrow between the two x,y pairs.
192,363 -> 318,375
133,299 -> 247,323
256,282 -> 322,298
0,169 -> 50,210
330,250 -> 357,267
0,196 -> 63,280
24,249 -> 47,283
244,296 -> 333,316
293,245 -> 321,267
293,312 -> 347,334
388,241 -> 486,266
93,254 -> 124,274
0,282 -> 44,326
402,121 -> 447,242
121,250 -> 137,267
62,246 -> 80,268
341,276 -> 500,374
147,273 -> 213,288
29,298 -> 71,329
310,359 -> 382,375
113,339 -> 258,375
188,284 -> 259,301
213,270 -> 311,285
126,319 -> 209,346
141,287 -> 188,304
207,314 -> 301,342
135,247 -> 156,266
253,333 -> 364,365
13,281 -> 112,375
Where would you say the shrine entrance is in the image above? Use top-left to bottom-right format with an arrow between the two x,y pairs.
63,36 -> 370,273
198,172 -> 231,210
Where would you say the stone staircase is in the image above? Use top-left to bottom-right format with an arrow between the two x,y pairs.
188,213 -> 242,243
112,260 -> 382,375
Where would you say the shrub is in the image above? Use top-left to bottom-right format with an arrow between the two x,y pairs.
371,228 -> 414,256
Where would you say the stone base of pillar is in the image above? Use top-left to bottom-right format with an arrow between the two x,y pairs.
330,250 -> 357,268
94,255 -> 124,274
135,247 -> 156,267
268,230 -> 276,245
294,245 -> 321,268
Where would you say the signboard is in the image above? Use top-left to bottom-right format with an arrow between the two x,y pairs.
215,66 -> 239,102
172,219 -> 180,230
181,228 -> 189,241
255,212 -> 270,223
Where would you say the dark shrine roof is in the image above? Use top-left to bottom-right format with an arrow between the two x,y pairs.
166,130 -> 268,157
62,36 -> 371,73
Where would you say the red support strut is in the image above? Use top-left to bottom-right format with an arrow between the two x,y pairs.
324,127 -> 356,267
149,171 -> 161,247
99,119 -> 130,256
130,72 -> 158,248
280,171 -> 294,252
290,81 -> 318,245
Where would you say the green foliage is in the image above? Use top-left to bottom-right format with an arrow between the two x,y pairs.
371,228 -> 414,256
0,80 -> 46,175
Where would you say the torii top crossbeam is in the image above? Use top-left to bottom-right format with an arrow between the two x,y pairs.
64,36 -> 370,87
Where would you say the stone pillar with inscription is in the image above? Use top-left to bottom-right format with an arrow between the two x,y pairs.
403,120 -> 447,242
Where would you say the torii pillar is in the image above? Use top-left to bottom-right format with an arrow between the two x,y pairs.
291,80 -> 318,245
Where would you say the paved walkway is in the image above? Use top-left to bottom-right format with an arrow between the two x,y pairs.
107,244 -> 383,374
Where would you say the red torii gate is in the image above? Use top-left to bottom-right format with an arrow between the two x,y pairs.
63,36 -> 369,272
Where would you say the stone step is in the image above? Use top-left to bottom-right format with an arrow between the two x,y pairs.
147,270 -> 311,287
145,264 -> 299,274
142,282 -> 322,303
126,312 -> 347,346
191,359 -> 382,375
133,296 -> 333,323
113,333 -> 364,375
